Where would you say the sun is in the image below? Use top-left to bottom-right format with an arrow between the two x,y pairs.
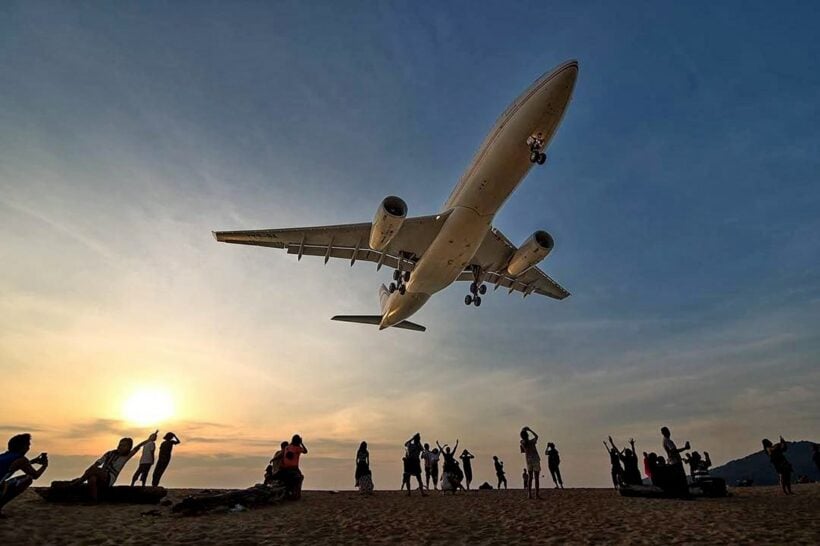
122,388 -> 175,426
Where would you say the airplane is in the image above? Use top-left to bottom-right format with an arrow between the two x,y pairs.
214,59 -> 579,332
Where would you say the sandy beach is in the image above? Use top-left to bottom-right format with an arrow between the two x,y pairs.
1,485 -> 818,544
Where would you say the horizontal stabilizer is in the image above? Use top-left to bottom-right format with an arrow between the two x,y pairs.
331,315 -> 426,332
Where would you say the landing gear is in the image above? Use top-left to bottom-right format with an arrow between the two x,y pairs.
465,294 -> 482,307
391,265 -> 410,295
465,266 -> 486,307
527,133 -> 546,165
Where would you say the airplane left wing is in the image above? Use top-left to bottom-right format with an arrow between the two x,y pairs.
457,227 -> 570,299
213,212 -> 451,272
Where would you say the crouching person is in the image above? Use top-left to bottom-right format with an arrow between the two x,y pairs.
0,433 -> 49,517
270,434 -> 307,500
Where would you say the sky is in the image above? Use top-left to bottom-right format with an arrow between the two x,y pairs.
1,1 -> 818,490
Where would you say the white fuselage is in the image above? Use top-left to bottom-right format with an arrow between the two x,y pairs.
380,61 -> 578,329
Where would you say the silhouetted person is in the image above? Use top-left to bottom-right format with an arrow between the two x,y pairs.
520,426 -> 541,499
437,440 -> 465,492
421,443 -> 434,489
609,437 -> 641,486
355,441 -> 373,494
429,448 -> 440,490
270,434 -> 307,499
460,449 -> 475,490
130,433 -> 156,487
604,441 -> 622,489
73,431 -> 157,501
355,441 -> 370,488
522,468 -> 529,490
151,432 -> 180,487
404,433 -> 426,496
264,441 -> 289,486
0,433 -> 49,516
661,426 -> 690,496
643,452 -> 653,481
493,456 -> 507,489
545,442 -> 563,489
762,437 -> 793,495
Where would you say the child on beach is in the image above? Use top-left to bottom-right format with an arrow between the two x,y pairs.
459,449 -> 475,490
130,434 -> 156,487
151,432 -> 180,487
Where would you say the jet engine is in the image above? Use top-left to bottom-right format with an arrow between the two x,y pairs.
506,230 -> 554,277
369,195 -> 407,251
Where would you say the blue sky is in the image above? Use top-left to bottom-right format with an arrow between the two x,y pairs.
1,1 -> 818,489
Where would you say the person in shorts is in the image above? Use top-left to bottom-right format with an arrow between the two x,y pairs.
130,434 -> 156,486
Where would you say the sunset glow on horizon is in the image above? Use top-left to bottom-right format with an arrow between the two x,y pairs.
1,2 -> 818,492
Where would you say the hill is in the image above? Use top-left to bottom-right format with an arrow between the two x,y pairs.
711,440 -> 819,486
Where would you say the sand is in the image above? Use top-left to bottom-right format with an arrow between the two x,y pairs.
1,484 -> 818,544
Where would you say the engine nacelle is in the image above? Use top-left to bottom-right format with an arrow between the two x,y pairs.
369,196 -> 407,251
506,230 -> 554,277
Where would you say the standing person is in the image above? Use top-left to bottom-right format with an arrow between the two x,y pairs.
459,449 -> 475,490
545,442 -> 563,489
762,437 -> 793,495
355,441 -> 373,495
604,441 -> 623,489
421,443 -> 433,490
520,426 -> 541,499
271,434 -> 308,500
72,432 -> 157,501
151,432 -> 181,487
0,433 -> 49,517
130,433 -> 156,487
493,456 -> 507,489
355,441 -> 370,488
660,426 -> 690,495
403,433 -> 426,496
522,468 -> 529,490
429,447 -> 440,490
608,437 -> 641,486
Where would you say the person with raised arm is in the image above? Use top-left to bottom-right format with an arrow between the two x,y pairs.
762,436 -> 793,495
520,426 -> 541,499
0,433 -> 49,517
404,433 -> 426,496
459,449 -> 475,490
72,431 -> 157,501
608,436 -> 641,486
493,456 -> 507,490
151,432 -> 180,487
545,442 -> 563,489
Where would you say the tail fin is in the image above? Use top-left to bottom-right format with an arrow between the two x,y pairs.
331,315 -> 426,332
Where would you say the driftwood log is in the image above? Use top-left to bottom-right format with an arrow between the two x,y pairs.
35,481 -> 167,504
172,484 -> 287,515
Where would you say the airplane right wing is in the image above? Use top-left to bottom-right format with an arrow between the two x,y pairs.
458,226 -> 571,299
213,211 -> 452,272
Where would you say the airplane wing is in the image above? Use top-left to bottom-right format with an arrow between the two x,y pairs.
457,227 -> 570,299
213,211 -> 452,272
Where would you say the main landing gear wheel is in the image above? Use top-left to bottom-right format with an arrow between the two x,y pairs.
478,284 -> 487,295
403,271 -> 410,282
399,285 -> 406,295
470,282 -> 479,295
389,282 -> 397,293
537,153 -> 546,165
464,295 -> 473,306
473,296 -> 482,307
393,270 -> 401,281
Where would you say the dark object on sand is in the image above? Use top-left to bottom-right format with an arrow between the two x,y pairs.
172,484 -> 287,515
478,482 -> 493,490
618,477 -> 728,499
36,481 -> 167,504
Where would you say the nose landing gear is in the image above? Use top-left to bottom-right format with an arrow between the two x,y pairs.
527,133 -> 547,165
